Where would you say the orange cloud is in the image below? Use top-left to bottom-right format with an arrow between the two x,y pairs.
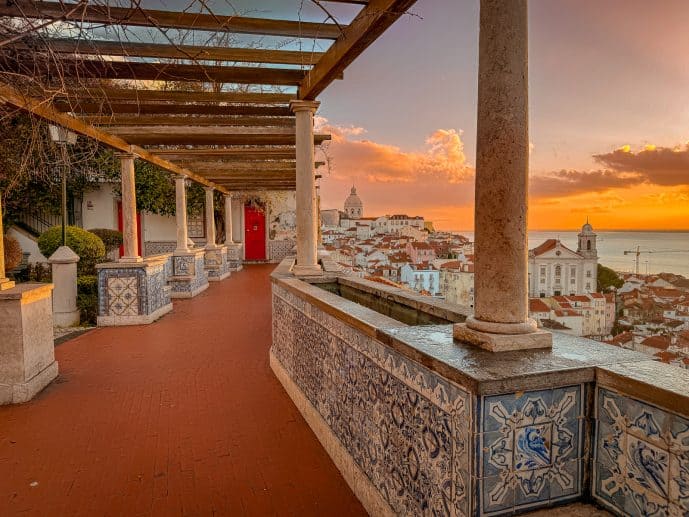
318,121 -> 689,230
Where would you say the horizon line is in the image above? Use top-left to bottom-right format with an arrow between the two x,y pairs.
445,228 -> 689,233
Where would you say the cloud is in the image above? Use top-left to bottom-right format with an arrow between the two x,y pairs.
530,143 -> 689,199
593,143 -> 689,186
316,118 -> 473,185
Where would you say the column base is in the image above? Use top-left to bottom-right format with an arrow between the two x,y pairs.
119,256 -> 144,263
453,322 -> 552,352
54,309 -> 80,328
292,264 -> 323,277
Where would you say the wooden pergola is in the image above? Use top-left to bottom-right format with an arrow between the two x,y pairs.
0,0 -> 416,192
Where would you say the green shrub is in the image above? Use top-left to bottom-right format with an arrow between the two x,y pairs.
88,228 -> 123,254
3,234 -> 22,271
77,275 -> 98,325
37,226 -> 105,275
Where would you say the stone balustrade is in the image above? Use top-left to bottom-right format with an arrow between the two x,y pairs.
269,258 -> 689,517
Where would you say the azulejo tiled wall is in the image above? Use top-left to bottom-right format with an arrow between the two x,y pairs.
479,385 -> 585,515
594,387 -> 689,516
204,247 -> 230,280
169,252 -> 209,297
144,241 -> 176,257
272,284 -> 471,516
269,239 -> 295,263
97,258 -> 172,325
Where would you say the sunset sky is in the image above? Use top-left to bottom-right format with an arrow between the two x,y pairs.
311,0 -> 689,231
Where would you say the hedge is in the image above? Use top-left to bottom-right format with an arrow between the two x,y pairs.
37,226 -> 105,275
77,275 -> 98,324
89,228 -> 123,254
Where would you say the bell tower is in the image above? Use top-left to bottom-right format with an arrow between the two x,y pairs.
577,218 -> 597,259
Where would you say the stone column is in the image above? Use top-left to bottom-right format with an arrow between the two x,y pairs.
454,0 -> 551,351
117,153 -> 142,262
290,100 -> 321,276
0,193 -> 15,290
48,246 -> 80,327
204,187 -> 217,249
175,175 -> 189,253
224,194 -> 233,244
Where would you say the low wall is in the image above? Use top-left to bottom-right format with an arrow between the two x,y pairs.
270,259 -> 689,516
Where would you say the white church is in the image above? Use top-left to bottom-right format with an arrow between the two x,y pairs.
528,221 -> 598,298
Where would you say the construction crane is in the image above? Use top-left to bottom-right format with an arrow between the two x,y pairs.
623,246 -> 689,274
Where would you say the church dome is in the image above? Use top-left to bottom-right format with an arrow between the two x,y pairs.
581,221 -> 594,233
344,186 -> 363,219
344,186 -> 363,209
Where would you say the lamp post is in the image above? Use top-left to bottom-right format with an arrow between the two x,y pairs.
48,125 -> 77,246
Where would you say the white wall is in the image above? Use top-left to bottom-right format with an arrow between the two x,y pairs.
8,226 -> 47,263
82,183 -> 118,231
142,211 -> 177,241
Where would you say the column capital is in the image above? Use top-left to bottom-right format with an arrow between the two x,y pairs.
204,186 -> 215,192
114,150 -> 137,160
174,174 -> 187,181
289,100 -> 320,114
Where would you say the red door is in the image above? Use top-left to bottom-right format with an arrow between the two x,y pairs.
244,204 -> 266,260
117,201 -> 142,257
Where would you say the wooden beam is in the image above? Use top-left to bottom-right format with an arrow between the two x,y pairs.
148,147 -> 297,160
0,82 -> 228,193
24,38 -> 324,65
221,185 -> 295,191
299,0 -> 417,99
105,126 -> 298,136
0,2 -> 344,39
83,115 -> 295,127
23,38 -> 323,66
183,162 -> 297,172
113,133 -> 331,146
55,88 -> 295,104
55,102 -> 292,116
6,58 -> 305,85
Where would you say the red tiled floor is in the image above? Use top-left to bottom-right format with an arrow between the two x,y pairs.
0,265 -> 366,517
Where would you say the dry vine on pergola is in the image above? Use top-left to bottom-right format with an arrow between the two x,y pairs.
0,0 -> 416,197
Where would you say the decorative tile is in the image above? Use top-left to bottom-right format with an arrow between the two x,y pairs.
106,276 -> 139,316
272,288 -> 471,516
269,239 -> 295,262
594,387 -> 689,516
479,385 -> 584,515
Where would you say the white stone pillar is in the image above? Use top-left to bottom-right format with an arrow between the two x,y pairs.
117,153 -> 142,262
175,175 -> 189,253
454,0 -> 550,351
0,193 -> 15,290
48,246 -> 80,327
224,194 -> 233,244
204,187 -> 217,249
290,100 -> 321,276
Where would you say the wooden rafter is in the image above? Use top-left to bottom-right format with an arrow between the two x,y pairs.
148,148 -> 298,160
54,88 -> 295,104
4,58 -> 305,85
54,102 -> 292,116
83,115 -> 296,127
22,38 -> 324,66
299,0 -> 417,99
0,2 -> 345,39
0,82 -> 228,193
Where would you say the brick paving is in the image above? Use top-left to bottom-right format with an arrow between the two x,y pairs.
0,265 -> 365,517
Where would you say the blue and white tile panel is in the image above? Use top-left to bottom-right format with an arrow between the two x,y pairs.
594,387 -> 689,516
271,284 -> 471,516
97,261 -> 170,318
478,385 -> 585,515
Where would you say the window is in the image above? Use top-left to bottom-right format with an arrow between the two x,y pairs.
570,267 -> 576,277
571,278 -> 576,284
554,290 -> 561,296
540,278 -> 545,284
587,270 -> 592,278
540,266 -> 546,276
540,293 -> 545,298
555,265 -> 561,277
586,282 -> 591,290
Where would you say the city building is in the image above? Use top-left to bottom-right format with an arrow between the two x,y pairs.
528,221 -> 598,298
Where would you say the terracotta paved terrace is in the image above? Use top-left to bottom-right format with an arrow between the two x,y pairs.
0,265 -> 365,517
